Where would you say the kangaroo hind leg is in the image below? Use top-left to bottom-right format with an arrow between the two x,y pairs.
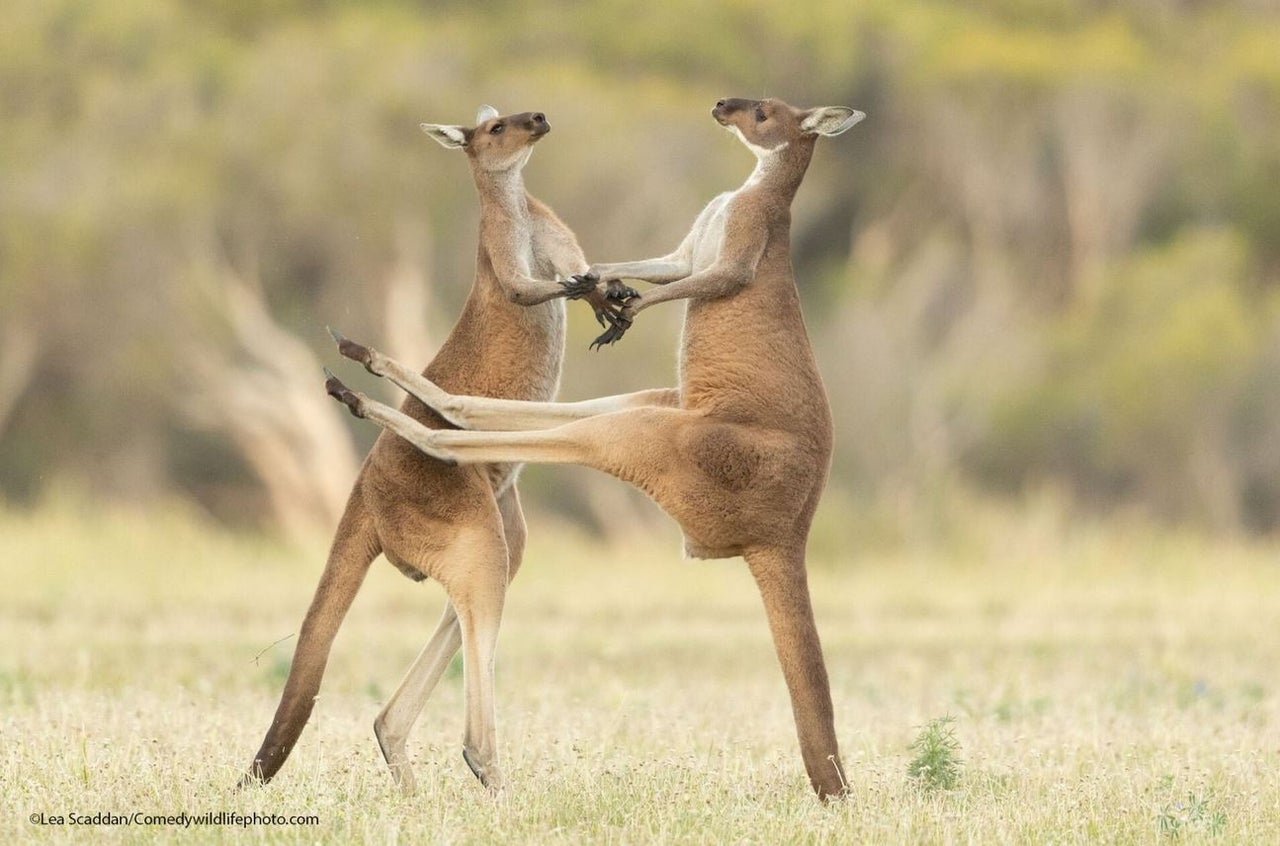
241,496 -> 381,786
452,529 -> 511,792
744,545 -> 846,800
373,489 -> 528,793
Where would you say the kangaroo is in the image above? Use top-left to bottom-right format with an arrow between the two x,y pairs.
240,106 -> 625,793
323,97 -> 865,799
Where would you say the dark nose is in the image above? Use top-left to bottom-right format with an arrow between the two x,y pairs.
715,99 -> 727,109
528,112 -> 550,136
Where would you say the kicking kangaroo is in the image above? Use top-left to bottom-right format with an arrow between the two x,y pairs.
241,106 -> 625,792
324,97 -> 865,799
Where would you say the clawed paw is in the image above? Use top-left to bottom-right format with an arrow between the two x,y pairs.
561,272 -> 599,300
588,296 -> 627,329
590,306 -> 634,349
605,280 -> 639,302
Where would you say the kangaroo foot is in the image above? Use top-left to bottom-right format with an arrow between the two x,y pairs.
462,746 -> 505,795
324,368 -> 366,418
326,326 -> 382,375
376,735 -> 418,795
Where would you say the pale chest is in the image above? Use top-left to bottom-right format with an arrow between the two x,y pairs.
690,193 -> 735,274
509,228 -> 540,275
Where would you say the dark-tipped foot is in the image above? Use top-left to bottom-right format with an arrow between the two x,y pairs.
461,747 -> 503,793
815,754 -> 850,802
324,368 -> 365,418
327,326 -> 377,373
462,747 -> 483,781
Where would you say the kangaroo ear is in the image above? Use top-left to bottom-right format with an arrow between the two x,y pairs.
800,107 -> 865,137
475,104 -> 500,124
420,123 -> 469,149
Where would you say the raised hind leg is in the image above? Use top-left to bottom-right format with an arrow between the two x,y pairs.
372,488 -> 528,792
329,329 -> 678,431
325,371 -> 686,475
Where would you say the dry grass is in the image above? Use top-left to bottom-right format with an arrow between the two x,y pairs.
2,496 -> 1279,844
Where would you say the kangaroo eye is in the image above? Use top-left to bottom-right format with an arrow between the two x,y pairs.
755,108 -> 767,122
489,123 -> 504,134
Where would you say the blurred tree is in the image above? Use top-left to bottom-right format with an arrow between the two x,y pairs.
974,229 -> 1263,530
2,0 -> 1280,540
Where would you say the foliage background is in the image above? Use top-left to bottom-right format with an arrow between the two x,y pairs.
5,5 -> 1280,840
3,0 -> 1280,544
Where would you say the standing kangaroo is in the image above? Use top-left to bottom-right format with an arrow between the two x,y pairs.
324,97 -> 865,799
241,106 -> 624,792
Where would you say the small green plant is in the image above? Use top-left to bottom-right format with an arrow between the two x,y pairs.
1157,791 -> 1226,837
907,716 -> 963,791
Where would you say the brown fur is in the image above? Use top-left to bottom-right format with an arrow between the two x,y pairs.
240,108 -> 606,793
324,98 -> 864,799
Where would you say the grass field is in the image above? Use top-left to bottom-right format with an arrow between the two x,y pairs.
3,496 -> 1279,844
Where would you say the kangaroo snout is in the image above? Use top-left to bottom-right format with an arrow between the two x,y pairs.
712,98 -> 750,124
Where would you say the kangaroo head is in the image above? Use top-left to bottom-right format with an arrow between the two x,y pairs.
712,98 -> 864,156
420,105 -> 551,172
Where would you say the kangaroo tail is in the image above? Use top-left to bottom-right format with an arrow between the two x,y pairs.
241,492 -> 381,785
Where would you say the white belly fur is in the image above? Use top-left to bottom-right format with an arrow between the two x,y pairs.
690,193 -> 732,274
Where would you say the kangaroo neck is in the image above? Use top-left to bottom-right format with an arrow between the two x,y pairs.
472,167 -> 529,219
740,138 -> 814,206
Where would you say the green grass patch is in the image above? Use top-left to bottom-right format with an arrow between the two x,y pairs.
2,499 -> 1280,843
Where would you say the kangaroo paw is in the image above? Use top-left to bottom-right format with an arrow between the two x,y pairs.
561,272 -> 599,300
590,312 -> 633,349
605,280 -> 639,302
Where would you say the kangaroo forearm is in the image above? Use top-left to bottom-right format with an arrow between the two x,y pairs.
632,267 -> 750,313
593,258 -> 691,284
502,275 -> 569,306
